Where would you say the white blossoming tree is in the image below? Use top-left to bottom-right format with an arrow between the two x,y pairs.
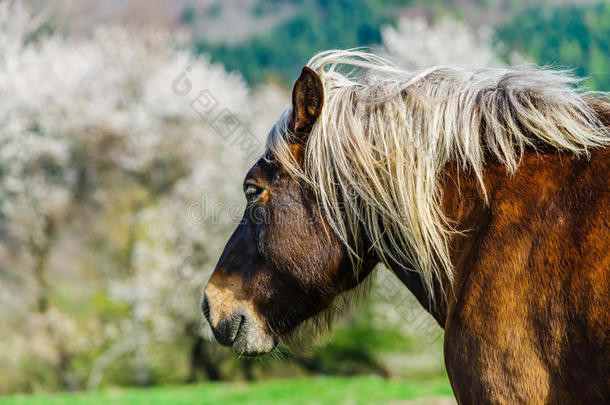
0,1 -> 265,392
382,17 -> 500,69
0,2 -> 506,393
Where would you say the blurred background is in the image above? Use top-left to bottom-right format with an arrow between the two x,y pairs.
0,0 -> 608,403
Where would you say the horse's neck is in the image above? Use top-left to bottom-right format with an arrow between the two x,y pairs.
387,101 -> 610,327
387,159 -> 506,327
391,141 -> 609,328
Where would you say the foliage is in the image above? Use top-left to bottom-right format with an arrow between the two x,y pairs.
194,0 -> 413,83
0,376 -> 453,405
0,1 -> 258,393
495,2 -> 610,91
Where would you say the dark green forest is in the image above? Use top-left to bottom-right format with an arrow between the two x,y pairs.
193,0 -> 412,83
191,0 -> 610,90
496,2 -> 610,91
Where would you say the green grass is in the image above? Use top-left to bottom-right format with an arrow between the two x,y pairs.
0,376 -> 453,405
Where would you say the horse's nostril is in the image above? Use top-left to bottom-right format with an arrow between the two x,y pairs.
201,294 -> 242,346
201,295 -> 210,322
211,313 -> 244,347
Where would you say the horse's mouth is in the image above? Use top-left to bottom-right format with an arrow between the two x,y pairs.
208,310 -> 277,356
231,314 -> 278,357
202,288 -> 278,356
231,315 -> 246,348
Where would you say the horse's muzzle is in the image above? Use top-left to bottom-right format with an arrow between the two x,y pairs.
201,291 -> 277,356
202,295 -> 243,346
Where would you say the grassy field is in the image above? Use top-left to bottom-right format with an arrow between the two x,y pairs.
0,376 -> 454,405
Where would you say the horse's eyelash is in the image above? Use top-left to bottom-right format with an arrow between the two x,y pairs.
244,185 -> 262,196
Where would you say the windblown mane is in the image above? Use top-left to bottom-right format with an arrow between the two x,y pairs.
267,50 -> 610,299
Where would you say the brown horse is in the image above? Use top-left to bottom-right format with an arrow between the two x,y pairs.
202,51 -> 610,404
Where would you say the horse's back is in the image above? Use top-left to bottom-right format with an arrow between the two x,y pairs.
445,146 -> 609,404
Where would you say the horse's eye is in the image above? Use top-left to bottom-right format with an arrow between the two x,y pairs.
244,184 -> 263,203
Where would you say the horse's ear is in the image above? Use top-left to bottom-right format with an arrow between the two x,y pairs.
291,66 -> 324,137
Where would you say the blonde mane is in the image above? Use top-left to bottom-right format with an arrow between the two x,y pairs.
267,50 -> 610,300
